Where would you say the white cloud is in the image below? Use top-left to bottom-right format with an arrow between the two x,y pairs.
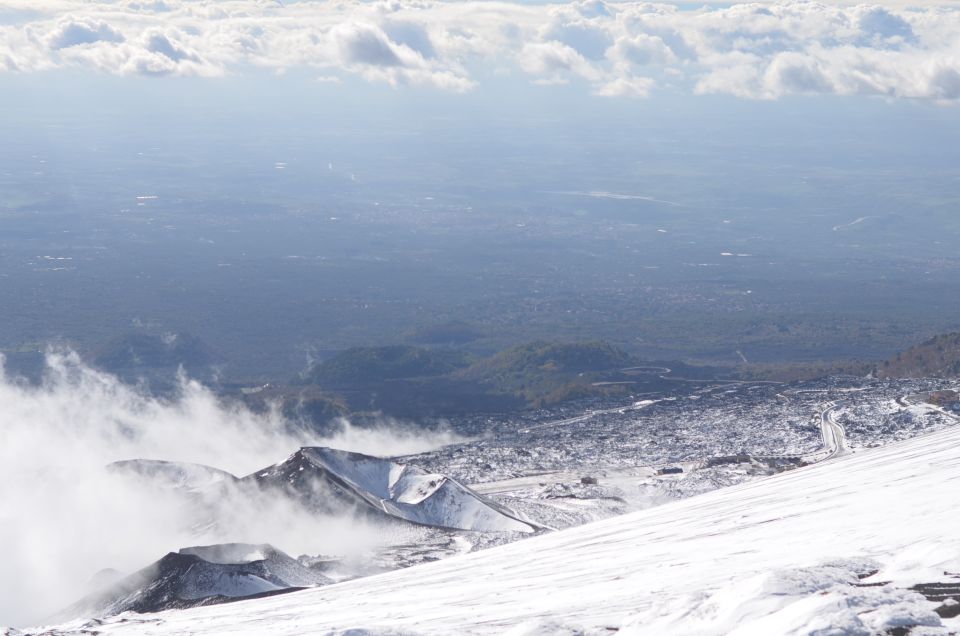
520,40 -> 601,81
607,33 -> 677,68
1,0 -> 960,102
333,21 -> 407,67
856,5 -> 915,45
594,74 -> 654,97
928,64 -> 960,99
49,26 -> 223,77
382,19 -> 436,59
542,11 -> 613,60
763,50 -> 833,96
327,21 -> 474,91
46,18 -> 124,50
143,29 -> 195,63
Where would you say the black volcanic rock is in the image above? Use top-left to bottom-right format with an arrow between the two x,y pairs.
54,544 -> 329,622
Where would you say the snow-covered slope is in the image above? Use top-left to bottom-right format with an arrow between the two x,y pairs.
254,447 -> 541,533
30,423 -> 960,635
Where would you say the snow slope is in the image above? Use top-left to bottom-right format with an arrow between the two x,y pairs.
256,447 -> 541,533
28,425 -> 960,635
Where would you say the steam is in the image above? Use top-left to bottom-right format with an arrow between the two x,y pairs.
0,351 -> 467,627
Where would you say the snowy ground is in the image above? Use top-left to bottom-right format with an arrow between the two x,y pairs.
6,376 -> 958,630
411,378 -> 957,483
25,415 -> 960,635
400,377 -> 958,531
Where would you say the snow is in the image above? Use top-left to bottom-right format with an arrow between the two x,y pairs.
300,448 -> 539,533
176,571 -> 280,601
303,448 -> 398,501
392,469 -> 443,505
385,477 -> 537,534
28,421 -> 960,635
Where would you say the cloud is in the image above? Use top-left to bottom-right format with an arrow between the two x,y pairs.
88,28 -> 219,76
607,34 -> 677,68
929,65 -> 960,99
857,6 -> 916,45
520,40 -> 601,81
332,24 -> 474,90
594,75 -> 654,97
143,29 -> 196,63
2,1 -> 960,100
542,12 -> 613,60
46,18 -> 124,49
333,22 -> 406,67
382,19 -> 437,59
763,50 -> 833,96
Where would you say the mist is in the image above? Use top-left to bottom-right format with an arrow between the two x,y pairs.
0,352 -> 467,627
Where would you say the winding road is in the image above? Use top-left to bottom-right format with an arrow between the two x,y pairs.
803,401 -> 849,462
755,400 -> 849,464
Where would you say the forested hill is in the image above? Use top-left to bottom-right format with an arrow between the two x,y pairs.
878,332 -> 960,379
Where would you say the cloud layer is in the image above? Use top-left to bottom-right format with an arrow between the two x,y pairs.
0,0 -> 960,102
2,0 -> 960,101
1,1 -> 960,99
